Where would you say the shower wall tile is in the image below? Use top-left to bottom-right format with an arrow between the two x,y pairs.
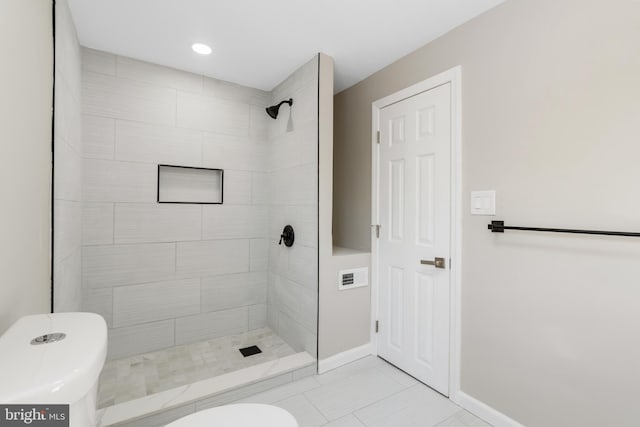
273,276 -> 318,333
286,244 -> 318,292
83,159 -> 157,202
108,320 -> 175,360
251,172 -> 270,205
270,163 -> 318,206
83,243 -> 176,288
55,2 -> 82,102
269,241 -> 289,274
269,121 -> 317,171
83,115 -> 115,160
53,248 -> 82,313
176,91 -> 250,135
288,80 -> 319,132
249,304 -> 268,330
203,77 -> 269,105
202,134 -> 267,172
250,257 -> 269,273
115,120 -> 202,166
175,307 -> 248,345
53,0 -> 82,313
201,272 -> 267,313
223,170 -> 252,205
113,278 -> 201,327
83,71 -> 176,126
82,48 -> 116,76
250,238 -> 269,272
267,299 -> 279,332
271,56 -> 318,106
55,71 -> 82,153
82,288 -> 113,327
277,311 -> 317,355
54,200 -> 82,263
82,202 -> 114,245
116,56 -> 204,93
114,203 -> 202,244
55,140 -> 83,202
175,239 -> 249,277
250,104 -> 269,138
202,205 -> 268,240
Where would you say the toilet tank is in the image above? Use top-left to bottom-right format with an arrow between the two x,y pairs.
0,313 -> 107,427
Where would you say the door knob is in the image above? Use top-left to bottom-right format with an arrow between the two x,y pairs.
420,257 -> 446,269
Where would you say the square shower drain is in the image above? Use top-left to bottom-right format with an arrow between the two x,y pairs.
239,345 -> 262,357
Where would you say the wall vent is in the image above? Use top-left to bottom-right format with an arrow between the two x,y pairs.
338,267 -> 368,291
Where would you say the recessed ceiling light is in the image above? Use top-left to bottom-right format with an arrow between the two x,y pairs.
192,43 -> 212,55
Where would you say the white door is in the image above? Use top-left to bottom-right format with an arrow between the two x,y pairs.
377,83 -> 451,395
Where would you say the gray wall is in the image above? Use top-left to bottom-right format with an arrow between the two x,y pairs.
316,53 -> 372,361
0,0 -> 53,334
53,0 -> 83,313
80,48 -> 271,359
333,0 -> 640,425
267,56 -> 319,357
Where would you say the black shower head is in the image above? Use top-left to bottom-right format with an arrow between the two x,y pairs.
266,98 -> 293,119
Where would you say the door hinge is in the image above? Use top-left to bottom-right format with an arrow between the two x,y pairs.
376,131 -> 380,144
371,224 -> 381,238
375,320 -> 379,333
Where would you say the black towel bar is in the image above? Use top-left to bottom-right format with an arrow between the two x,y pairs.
487,220 -> 640,238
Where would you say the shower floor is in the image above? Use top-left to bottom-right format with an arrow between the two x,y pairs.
97,327 -> 296,408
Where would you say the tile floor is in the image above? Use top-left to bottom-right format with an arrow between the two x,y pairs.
98,327 -> 296,408
234,356 -> 491,427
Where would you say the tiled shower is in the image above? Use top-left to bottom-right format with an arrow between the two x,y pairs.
53,0 -> 319,415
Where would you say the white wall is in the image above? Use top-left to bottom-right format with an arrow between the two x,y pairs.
80,48 -> 271,359
54,0 -> 83,313
267,56 -> 319,356
333,0 -> 640,425
0,0 -> 53,333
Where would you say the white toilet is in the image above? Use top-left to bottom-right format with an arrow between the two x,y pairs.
0,313 -> 107,427
167,403 -> 298,427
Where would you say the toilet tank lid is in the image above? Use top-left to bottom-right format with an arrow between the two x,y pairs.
166,404 -> 298,427
0,313 -> 107,404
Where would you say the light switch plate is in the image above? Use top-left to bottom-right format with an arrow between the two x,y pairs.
470,191 -> 496,215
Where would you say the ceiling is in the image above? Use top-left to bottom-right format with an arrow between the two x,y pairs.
67,0 -> 504,93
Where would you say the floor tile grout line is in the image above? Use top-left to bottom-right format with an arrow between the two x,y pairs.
273,393 -> 329,426
295,390 -> 329,424
302,360 -> 423,423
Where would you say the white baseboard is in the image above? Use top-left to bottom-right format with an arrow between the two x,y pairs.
453,391 -> 525,427
318,343 -> 374,374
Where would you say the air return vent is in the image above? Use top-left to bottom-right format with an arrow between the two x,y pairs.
338,267 -> 368,291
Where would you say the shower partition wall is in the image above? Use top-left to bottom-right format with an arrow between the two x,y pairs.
267,57 -> 319,356
53,46 -> 321,417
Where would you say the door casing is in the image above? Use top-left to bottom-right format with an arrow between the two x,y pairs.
370,66 -> 462,400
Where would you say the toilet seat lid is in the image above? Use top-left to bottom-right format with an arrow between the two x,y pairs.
166,404 -> 298,427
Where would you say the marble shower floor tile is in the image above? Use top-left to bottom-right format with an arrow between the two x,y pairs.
97,327 -> 295,408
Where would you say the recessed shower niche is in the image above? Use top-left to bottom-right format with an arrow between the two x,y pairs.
157,164 -> 223,204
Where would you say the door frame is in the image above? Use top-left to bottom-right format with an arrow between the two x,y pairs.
370,66 -> 462,398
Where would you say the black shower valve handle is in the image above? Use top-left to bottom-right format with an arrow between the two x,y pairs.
279,225 -> 295,247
